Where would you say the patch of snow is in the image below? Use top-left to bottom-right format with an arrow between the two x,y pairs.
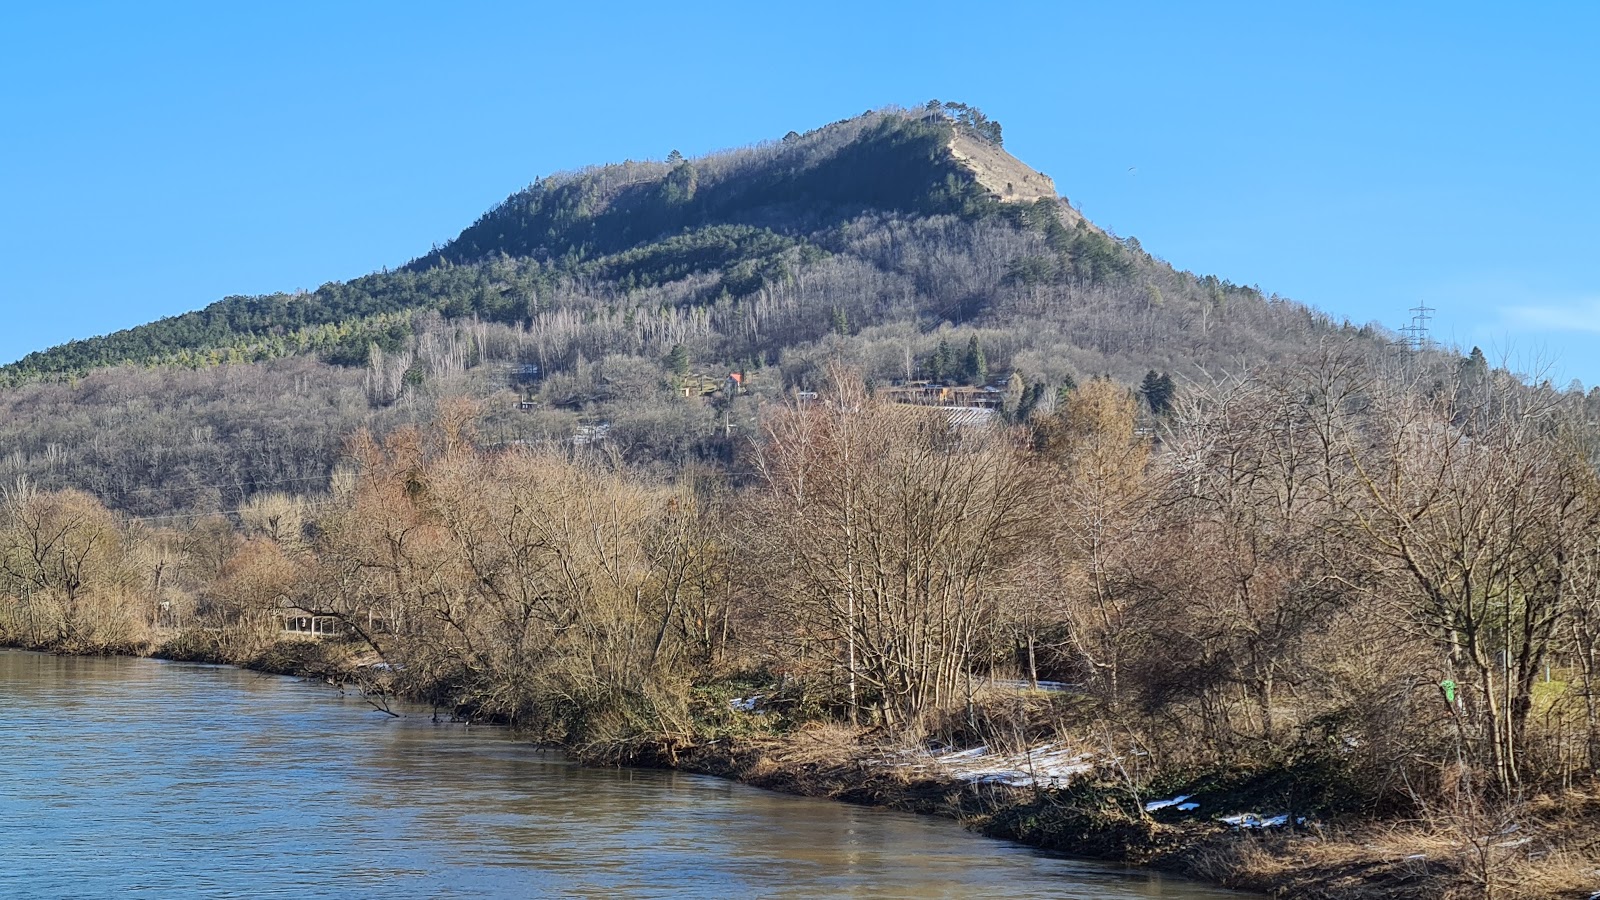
729,696 -> 761,712
883,742 -> 1096,788
1221,813 -> 1305,829
1177,802 -> 1200,811
987,678 -> 1075,693
1144,795 -> 1192,812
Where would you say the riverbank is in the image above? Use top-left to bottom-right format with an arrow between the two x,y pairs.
617,729 -> 1600,900
13,633 -> 1598,899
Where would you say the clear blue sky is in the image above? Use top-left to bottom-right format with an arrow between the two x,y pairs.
2,1 -> 1596,386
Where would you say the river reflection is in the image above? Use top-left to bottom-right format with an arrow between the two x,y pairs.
0,650 -> 1245,898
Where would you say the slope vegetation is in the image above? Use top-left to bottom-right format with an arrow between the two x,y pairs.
1,104 -> 1389,516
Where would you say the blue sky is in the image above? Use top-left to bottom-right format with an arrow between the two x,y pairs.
2,1 -> 1596,386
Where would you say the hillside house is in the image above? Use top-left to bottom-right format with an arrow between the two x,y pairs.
880,379 -> 1008,410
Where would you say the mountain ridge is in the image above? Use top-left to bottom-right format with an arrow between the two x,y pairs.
0,102 -> 1404,518
3,106 -> 1087,382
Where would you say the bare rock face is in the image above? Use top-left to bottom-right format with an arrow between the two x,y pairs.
948,129 -> 1057,204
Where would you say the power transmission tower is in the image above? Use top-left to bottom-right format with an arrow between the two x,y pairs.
1398,304 -> 1436,351
1408,304 -> 1435,351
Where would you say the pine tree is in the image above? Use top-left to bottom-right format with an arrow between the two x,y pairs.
1140,369 -> 1175,415
928,338 -> 953,382
1015,382 -> 1045,422
667,344 -> 690,377
962,336 -> 987,385
1455,346 -> 1492,424
1460,346 -> 1490,388
660,161 -> 698,205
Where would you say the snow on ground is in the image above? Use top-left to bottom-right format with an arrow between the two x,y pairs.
887,742 -> 1096,788
1144,795 -> 1192,812
881,745 -> 1311,833
987,679 -> 1076,694
1221,813 -> 1305,828
1145,796 -> 1204,813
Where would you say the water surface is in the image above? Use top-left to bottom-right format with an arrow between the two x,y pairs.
0,650 -> 1244,898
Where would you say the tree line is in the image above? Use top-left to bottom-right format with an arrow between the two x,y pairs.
2,344 -> 1597,816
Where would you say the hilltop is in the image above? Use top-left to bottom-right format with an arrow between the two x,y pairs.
5,106 -> 1039,379
5,103 -> 1291,383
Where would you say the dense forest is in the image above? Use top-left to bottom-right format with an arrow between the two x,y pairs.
4,104 -> 1600,897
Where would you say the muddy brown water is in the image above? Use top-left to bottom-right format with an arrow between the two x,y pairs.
0,650 -> 1249,898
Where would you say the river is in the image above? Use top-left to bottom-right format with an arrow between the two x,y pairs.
0,650 -> 1245,898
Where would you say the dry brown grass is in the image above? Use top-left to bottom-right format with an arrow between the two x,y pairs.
1504,849 -> 1600,900
1175,807 -> 1600,900
768,722 -> 870,769
1173,824 -> 1456,900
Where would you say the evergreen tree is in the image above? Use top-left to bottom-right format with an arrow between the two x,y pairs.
1460,346 -> 1490,388
928,338 -> 953,382
1016,382 -> 1045,422
1140,369 -> 1161,409
1157,372 -> 1175,412
1455,346 -> 1492,424
962,336 -> 987,385
1140,369 -> 1175,415
667,344 -> 690,377
659,161 -> 698,205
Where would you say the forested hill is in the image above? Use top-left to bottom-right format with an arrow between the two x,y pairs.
0,102 -> 1421,517
3,104 -> 1085,382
